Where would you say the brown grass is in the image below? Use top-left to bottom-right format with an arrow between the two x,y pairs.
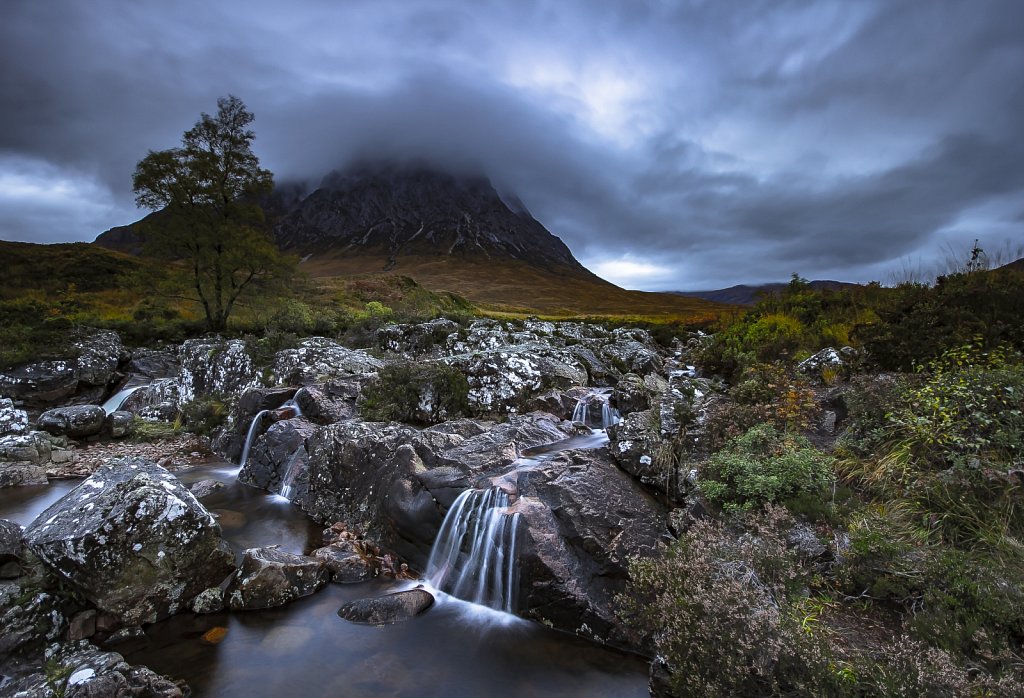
300,252 -> 731,322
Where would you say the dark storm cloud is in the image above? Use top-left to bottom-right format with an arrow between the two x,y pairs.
1,0 -> 1022,287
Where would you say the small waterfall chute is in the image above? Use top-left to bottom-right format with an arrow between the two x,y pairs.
101,385 -> 144,415
279,449 -> 306,501
570,389 -> 619,430
426,487 -> 520,613
238,409 -> 270,467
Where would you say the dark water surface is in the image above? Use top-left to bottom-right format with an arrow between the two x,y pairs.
0,457 -> 648,697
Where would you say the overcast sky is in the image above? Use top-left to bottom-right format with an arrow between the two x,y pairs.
2,0 -> 1023,289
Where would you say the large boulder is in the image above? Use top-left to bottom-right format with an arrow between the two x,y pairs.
25,458 -> 235,625
119,378 -> 181,421
272,337 -> 384,385
0,519 -> 24,564
377,318 -> 459,357
513,447 -> 669,649
300,413 -> 573,566
227,547 -> 329,610
443,344 -> 588,415
0,583 -> 66,669
177,337 -> 261,404
0,331 -> 125,408
37,405 -> 106,438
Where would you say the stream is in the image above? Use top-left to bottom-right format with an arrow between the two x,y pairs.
0,428 -> 648,697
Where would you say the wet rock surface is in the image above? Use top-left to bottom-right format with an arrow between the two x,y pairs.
37,405 -> 107,438
337,588 -> 434,625
0,331 -> 125,409
25,458 -> 235,625
514,447 -> 669,649
4,640 -> 186,698
227,546 -> 329,610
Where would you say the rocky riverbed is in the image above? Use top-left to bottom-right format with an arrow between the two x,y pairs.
1,318 -> 847,695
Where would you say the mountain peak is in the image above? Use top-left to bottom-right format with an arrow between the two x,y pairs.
272,161 -> 583,273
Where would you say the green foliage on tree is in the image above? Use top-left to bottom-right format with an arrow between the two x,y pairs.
132,95 -> 294,332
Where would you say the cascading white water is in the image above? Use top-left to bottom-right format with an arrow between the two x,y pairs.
426,487 -> 521,613
100,385 -> 144,415
279,450 -> 305,500
571,399 -> 589,425
601,402 -> 621,428
238,409 -> 269,466
571,389 -> 620,430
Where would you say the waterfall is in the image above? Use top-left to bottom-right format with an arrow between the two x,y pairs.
279,450 -> 305,500
426,488 -> 520,613
101,385 -> 144,415
239,409 -> 269,466
601,402 -> 621,429
571,398 -> 588,425
571,389 -> 619,430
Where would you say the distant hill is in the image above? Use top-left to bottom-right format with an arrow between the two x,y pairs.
673,280 -> 860,306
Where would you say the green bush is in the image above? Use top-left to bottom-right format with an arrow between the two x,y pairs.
700,423 -> 835,512
179,396 -> 230,436
360,361 -> 470,425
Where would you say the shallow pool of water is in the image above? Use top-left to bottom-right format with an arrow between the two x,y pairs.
0,455 -> 649,697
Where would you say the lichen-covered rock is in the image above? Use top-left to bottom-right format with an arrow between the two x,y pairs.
0,461 -> 48,488
611,373 -> 655,416
377,318 -> 459,356
443,344 -> 588,415
272,337 -> 384,385
177,337 -> 261,404
0,582 -> 66,666
0,518 -> 24,563
104,410 -> 134,438
37,405 -> 107,438
0,398 -> 29,436
0,431 -> 54,465
606,409 -> 664,487
120,378 -> 181,420
0,331 -> 125,409
514,447 -> 668,649
227,547 -> 329,610
191,587 -> 225,614
337,588 -> 434,625
797,346 -> 855,382
313,541 -> 377,583
4,640 -> 186,698
25,458 -> 235,625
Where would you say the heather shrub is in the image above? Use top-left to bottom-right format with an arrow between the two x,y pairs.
360,361 -> 469,425
700,424 -> 834,512
617,507 -> 845,696
705,363 -> 818,448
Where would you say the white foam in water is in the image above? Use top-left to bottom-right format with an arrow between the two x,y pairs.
426,487 -> 521,613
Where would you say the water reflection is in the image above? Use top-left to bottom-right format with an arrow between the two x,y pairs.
0,456 -> 648,697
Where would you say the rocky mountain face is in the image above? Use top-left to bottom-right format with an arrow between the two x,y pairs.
97,162 -> 588,275
272,163 -> 585,273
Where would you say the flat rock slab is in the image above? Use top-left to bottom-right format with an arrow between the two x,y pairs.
337,588 -> 434,625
